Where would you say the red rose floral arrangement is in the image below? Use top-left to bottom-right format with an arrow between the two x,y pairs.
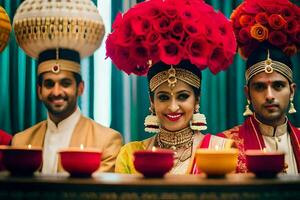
231,0 -> 300,59
106,0 -> 236,75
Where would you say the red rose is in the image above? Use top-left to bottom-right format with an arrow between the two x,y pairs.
105,0 -> 237,75
112,12 -> 122,30
146,31 -> 161,45
164,4 -> 178,19
159,39 -> 183,65
144,3 -> 162,19
180,4 -> 201,22
133,36 -> 146,45
133,65 -> 149,76
184,22 -> 201,37
268,14 -> 287,30
283,44 -> 297,56
268,31 -> 287,46
243,2 -> 262,14
149,45 -> 160,64
105,34 -> 117,60
239,15 -> 254,27
281,7 -> 295,20
285,20 -> 298,34
292,30 -> 300,44
238,28 -> 251,44
250,23 -> 269,42
114,47 -> 134,74
208,47 -> 230,74
153,15 -> 171,33
258,0 -> 281,13
238,41 -> 259,59
171,20 -> 184,36
131,45 -> 149,66
131,17 -> 152,35
115,20 -> 135,46
185,37 -> 212,67
213,15 -> 237,53
255,12 -> 268,25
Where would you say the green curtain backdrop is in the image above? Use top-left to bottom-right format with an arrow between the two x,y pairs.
0,0 -> 299,142
0,0 -> 97,134
110,0 -> 300,143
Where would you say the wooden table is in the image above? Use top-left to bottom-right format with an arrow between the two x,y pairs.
0,172 -> 299,200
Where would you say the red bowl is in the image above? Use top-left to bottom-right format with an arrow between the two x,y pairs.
133,149 -> 174,177
0,146 -> 42,176
59,148 -> 102,177
246,150 -> 285,177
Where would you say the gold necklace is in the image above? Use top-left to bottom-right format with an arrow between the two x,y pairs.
156,127 -> 193,150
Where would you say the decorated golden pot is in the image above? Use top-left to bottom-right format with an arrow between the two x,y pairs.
0,6 -> 12,52
13,0 -> 105,58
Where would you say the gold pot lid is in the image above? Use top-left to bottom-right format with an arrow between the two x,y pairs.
13,0 -> 105,59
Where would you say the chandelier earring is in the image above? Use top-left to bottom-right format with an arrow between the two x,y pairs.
190,104 -> 207,131
288,97 -> 297,114
144,107 -> 160,133
243,99 -> 253,116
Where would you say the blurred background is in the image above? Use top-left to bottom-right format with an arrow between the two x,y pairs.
0,0 -> 299,143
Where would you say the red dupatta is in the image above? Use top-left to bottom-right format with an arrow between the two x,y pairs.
190,134 -> 212,174
234,115 -> 300,172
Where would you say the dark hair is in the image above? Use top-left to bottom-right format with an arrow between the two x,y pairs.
37,72 -> 82,86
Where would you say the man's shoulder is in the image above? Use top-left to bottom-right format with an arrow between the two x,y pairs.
12,120 -> 47,146
217,124 -> 242,139
80,116 -> 121,137
14,121 -> 47,137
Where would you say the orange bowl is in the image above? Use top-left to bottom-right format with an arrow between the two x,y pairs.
0,146 -> 42,176
134,149 -> 174,177
195,148 -> 239,177
246,150 -> 285,177
59,148 -> 102,177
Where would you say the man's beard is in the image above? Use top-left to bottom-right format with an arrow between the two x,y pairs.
44,95 -> 77,118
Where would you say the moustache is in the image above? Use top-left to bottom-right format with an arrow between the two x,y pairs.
48,95 -> 68,101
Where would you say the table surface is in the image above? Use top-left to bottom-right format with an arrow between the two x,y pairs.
1,172 -> 300,200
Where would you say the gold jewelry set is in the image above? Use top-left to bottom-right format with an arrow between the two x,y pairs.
156,127 -> 194,150
149,65 -> 200,92
155,127 -> 194,164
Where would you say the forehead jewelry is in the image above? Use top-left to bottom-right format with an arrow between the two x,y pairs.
167,65 -> 177,90
52,48 -> 60,73
264,49 -> 273,74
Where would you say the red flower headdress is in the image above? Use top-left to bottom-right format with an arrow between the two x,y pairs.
106,0 -> 237,75
231,0 -> 300,59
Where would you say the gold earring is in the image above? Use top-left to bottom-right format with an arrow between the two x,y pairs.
243,99 -> 253,116
144,107 -> 160,133
288,97 -> 297,114
190,104 -> 207,131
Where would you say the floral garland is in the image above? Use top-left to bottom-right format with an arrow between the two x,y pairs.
106,0 -> 236,76
231,0 -> 300,59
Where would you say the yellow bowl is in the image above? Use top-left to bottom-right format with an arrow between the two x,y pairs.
195,148 -> 238,177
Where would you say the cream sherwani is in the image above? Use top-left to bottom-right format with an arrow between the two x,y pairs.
12,109 -> 122,173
